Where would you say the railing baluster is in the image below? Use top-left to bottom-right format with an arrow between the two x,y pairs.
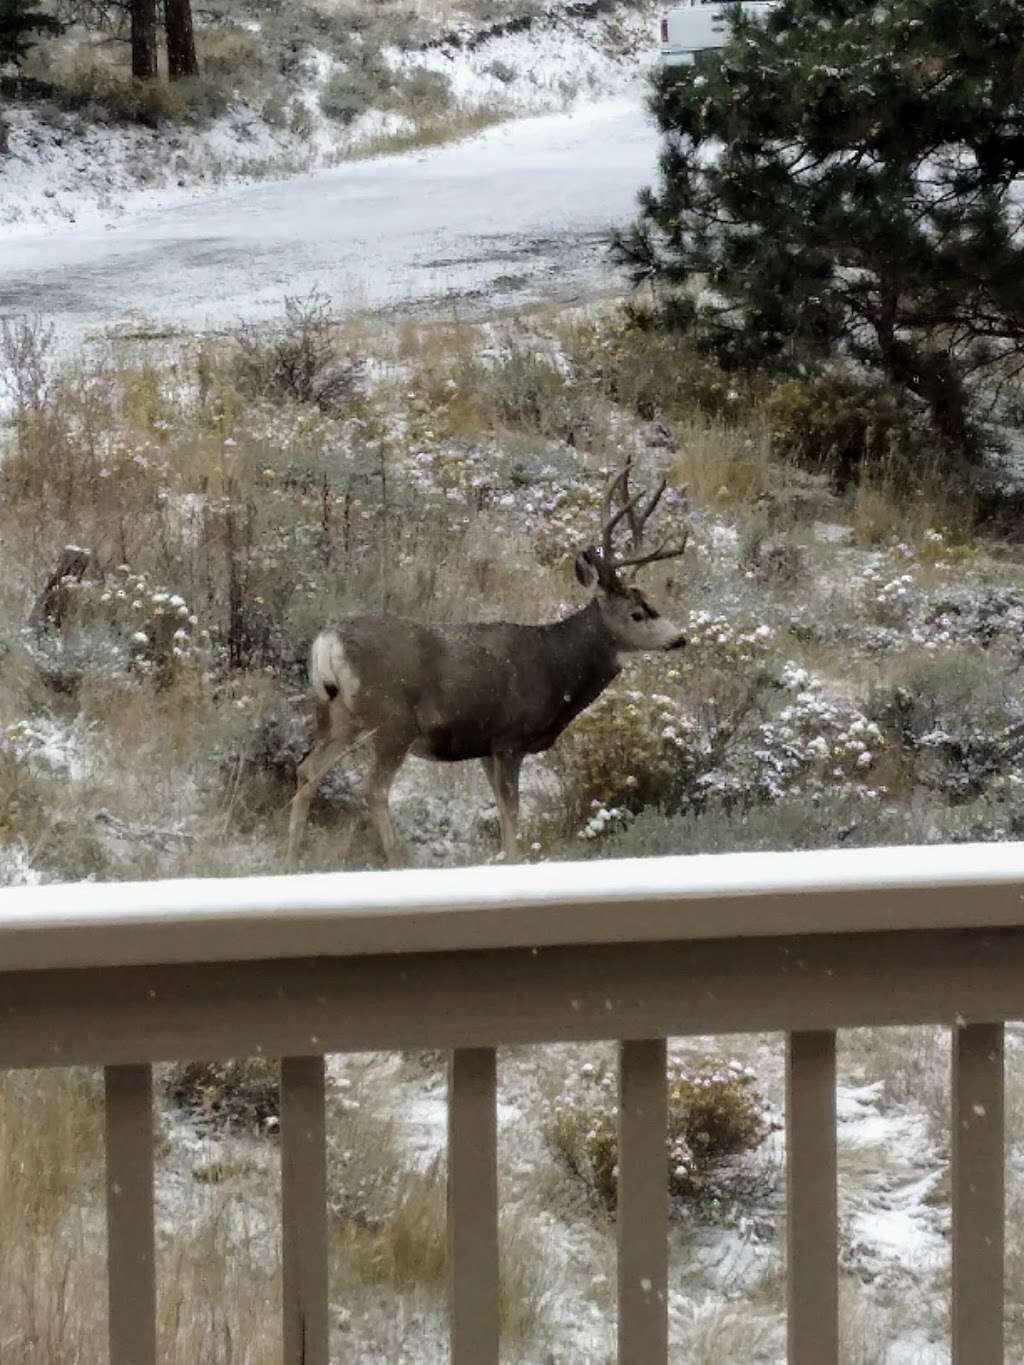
281,1055 -> 329,1365
105,1063 -> 156,1365
786,1030 -> 838,1365
952,1022 -> 1004,1365
617,1038 -> 668,1365
448,1046 -> 499,1365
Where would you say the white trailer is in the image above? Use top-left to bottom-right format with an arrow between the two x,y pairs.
659,0 -> 778,66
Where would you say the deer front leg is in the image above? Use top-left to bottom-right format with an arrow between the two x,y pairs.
482,753 -> 522,860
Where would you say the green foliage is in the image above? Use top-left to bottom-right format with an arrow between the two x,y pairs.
624,0 -> 1024,460
320,60 -> 452,125
553,686 -> 698,830
868,653 -> 1024,801
764,373 -> 931,488
0,0 -> 62,69
319,67 -> 376,124
565,310 -> 759,423
54,56 -> 220,126
594,794 -> 915,859
546,1058 -> 766,1214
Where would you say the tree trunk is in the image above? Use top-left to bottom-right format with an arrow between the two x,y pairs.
871,292 -> 977,463
130,0 -> 159,81
165,0 -> 199,81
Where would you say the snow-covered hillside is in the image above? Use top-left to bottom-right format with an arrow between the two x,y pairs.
0,1 -> 657,237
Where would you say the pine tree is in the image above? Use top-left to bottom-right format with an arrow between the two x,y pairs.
130,0 -> 158,80
620,0 -> 1024,457
0,0 -> 62,68
165,0 -> 198,81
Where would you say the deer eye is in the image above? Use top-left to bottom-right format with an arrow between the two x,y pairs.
631,609 -> 645,622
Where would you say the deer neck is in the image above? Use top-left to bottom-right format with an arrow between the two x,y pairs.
545,598 -> 623,704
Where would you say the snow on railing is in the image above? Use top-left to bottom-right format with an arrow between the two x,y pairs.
1,841 -> 1020,1364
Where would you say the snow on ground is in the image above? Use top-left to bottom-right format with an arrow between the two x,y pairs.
0,95 -> 657,358
0,1 -> 657,240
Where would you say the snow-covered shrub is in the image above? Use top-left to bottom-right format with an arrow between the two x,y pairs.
594,792 -> 928,859
868,655 -> 1024,801
742,663 -> 883,803
45,566 -> 204,687
165,1058 -> 280,1132
546,1057 -> 766,1214
393,67 -> 453,120
320,68 -> 377,124
553,687 -> 699,830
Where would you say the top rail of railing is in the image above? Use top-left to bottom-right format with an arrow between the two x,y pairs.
1,842 -> 1024,973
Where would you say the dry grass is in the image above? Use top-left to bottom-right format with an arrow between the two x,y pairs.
851,470 -> 976,547
0,1069 -> 105,1364
672,416 -> 772,507
346,103 -> 511,159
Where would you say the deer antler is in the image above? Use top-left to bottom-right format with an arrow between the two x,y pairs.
599,460 -> 689,575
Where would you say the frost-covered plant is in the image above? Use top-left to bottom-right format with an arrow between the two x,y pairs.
684,611 -> 775,667
868,656 -> 1024,801
546,1057 -> 766,1214
741,663 -> 883,803
553,687 -> 700,829
57,566 -> 204,685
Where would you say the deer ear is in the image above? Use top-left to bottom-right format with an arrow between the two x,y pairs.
574,548 -> 601,592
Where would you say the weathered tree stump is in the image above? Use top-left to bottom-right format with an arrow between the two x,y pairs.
29,546 -> 95,632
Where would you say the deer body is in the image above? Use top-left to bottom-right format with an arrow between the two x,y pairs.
287,462 -> 689,867
314,601 -> 623,763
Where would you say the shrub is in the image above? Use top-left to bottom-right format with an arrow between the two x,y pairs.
867,654 -> 1024,802
55,54 -> 191,125
68,567 -> 202,682
197,27 -> 269,90
763,373 -> 931,489
393,67 -> 452,120
546,1057 -> 767,1214
22,563 -> 205,692
232,289 -> 363,414
319,67 -> 377,125
565,310 -> 759,423
165,1057 -> 280,1131
286,97 -> 312,138
451,342 -> 598,445
1,312 -> 55,413
486,59 -> 517,84
552,686 -> 698,832
738,514 -> 806,586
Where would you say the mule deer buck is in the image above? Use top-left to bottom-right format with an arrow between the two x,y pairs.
287,461 -> 689,867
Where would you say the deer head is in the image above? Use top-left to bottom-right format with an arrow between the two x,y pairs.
574,460 -> 689,653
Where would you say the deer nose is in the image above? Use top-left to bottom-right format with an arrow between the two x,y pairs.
668,634 -> 687,650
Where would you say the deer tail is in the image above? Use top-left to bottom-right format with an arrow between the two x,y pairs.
309,630 -> 345,704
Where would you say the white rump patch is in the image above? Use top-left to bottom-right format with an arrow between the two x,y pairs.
310,631 -> 361,709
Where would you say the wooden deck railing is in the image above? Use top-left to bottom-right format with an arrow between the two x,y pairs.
1,841 -> 1022,1363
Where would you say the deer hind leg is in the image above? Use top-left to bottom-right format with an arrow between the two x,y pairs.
367,739 -> 411,868
481,753 -> 523,860
286,703 -> 363,870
